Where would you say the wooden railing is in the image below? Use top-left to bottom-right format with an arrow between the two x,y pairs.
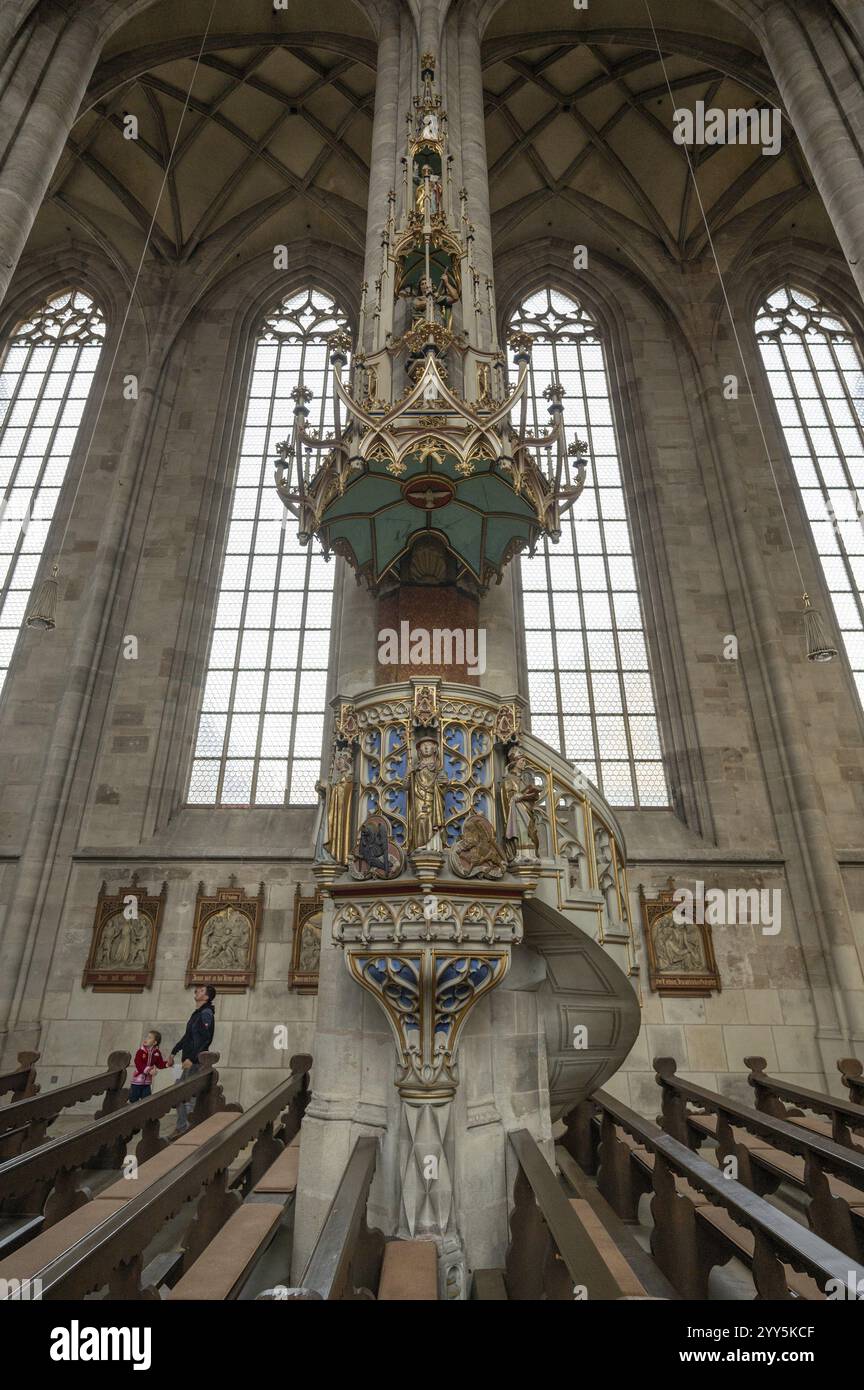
562,1089 -> 864,1299
291,1135 -> 384,1301
0,1054 -> 312,1300
653,1056 -> 864,1261
0,1052 -> 40,1104
0,1052 -> 231,1225
742,1056 -> 864,1148
0,1050 -> 130,1156
506,1128 -> 623,1299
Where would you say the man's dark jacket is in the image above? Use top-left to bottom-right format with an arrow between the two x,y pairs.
172,1002 -> 215,1064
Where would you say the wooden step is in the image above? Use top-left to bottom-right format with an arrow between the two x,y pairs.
377,1239 -> 438,1300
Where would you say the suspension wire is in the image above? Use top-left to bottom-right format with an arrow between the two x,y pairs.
640,0 -> 807,593
53,0 -> 221,561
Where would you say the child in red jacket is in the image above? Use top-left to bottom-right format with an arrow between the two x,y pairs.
130,1030 -> 169,1102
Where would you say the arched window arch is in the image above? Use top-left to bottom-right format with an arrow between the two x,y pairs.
756,282 -> 864,706
0,288 -> 106,696
509,287 -> 669,807
187,286 -> 349,807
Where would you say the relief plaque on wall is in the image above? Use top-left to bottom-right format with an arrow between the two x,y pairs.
186,876 -> 263,993
289,884 -> 322,993
82,873 -> 165,993
640,879 -> 721,997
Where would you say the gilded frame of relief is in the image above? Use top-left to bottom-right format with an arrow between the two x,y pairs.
82,874 -> 166,993
289,884 -> 322,993
640,880 -> 721,997
185,877 -> 263,993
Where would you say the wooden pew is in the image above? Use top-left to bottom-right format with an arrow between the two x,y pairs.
838,1059 -> 864,1108
653,1056 -> 864,1262
744,1055 -> 864,1151
506,1127 -> 627,1300
0,1054 -> 312,1301
0,1053 -> 40,1104
0,1052 -> 232,1226
561,1091 -> 864,1299
265,1134 -> 384,1301
168,1131 -> 305,1301
0,1050 -> 130,1158
377,1239 -> 438,1300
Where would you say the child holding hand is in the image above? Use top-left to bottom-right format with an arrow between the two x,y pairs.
130,1029 -> 169,1102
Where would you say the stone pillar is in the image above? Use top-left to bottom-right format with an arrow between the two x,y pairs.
760,0 -> 864,304
0,8 -> 104,307
0,296 -> 174,1044
695,333 -> 864,1063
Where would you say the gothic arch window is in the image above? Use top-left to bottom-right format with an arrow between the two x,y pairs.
0,289 -> 106,697
756,283 -> 864,707
509,287 -> 669,808
187,286 -> 349,807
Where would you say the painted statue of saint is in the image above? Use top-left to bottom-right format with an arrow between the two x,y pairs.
500,746 -> 542,862
323,746 -> 354,865
408,738 -> 446,851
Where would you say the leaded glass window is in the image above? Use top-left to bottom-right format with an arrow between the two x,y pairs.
756,283 -> 864,706
187,287 -> 348,807
0,289 -> 106,697
510,287 -> 669,807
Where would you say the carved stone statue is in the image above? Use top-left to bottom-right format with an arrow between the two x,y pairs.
420,110 -> 439,140
500,746 -> 542,862
449,811 -> 507,880
408,737 -> 446,851
96,911 -> 151,967
653,913 -> 705,974
199,907 -> 250,968
414,165 -> 442,217
323,746 -> 354,866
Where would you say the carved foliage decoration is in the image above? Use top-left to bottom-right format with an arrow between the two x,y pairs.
186,877 -> 263,992
640,880 -> 721,997
289,884 -> 323,993
83,873 -> 165,993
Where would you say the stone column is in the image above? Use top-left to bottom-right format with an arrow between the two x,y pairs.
0,8 -> 104,307
695,333 -> 864,1064
447,3 -> 494,290
760,0 -> 864,304
0,297 -> 174,1044
362,2 -> 407,352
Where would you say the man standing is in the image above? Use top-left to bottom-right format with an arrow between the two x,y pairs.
169,983 -> 216,1136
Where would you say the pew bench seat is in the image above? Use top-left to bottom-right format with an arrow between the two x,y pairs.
251,1137 -> 300,1197
95,1142 -> 202,1203
568,1197 -> 650,1297
0,1198 -> 129,1286
172,1111 -> 237,1147
168,1203 -> 285,1301
377,1238 -> 439,1300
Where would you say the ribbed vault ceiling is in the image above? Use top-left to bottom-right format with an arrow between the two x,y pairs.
33,0 -> 375,270
483,1 -> 835,267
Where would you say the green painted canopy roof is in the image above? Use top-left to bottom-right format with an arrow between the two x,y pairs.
316,444 -> 540,585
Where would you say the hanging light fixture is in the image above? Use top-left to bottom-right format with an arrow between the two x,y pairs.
802,592 -> 838,663
26,563 -> 59,631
